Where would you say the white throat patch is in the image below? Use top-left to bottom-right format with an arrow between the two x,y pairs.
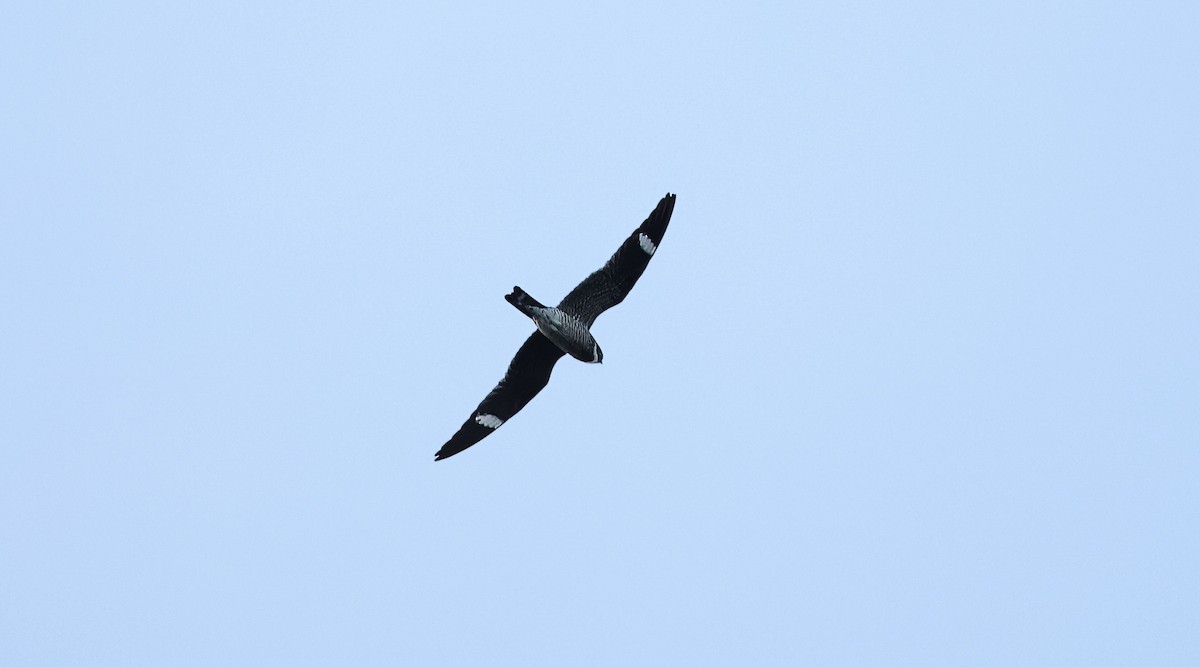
475,413 -> 504,429
638,233 -> 657,255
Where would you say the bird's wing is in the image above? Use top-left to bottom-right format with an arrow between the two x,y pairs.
434,331 -> 566,461
558,193 -> 675,327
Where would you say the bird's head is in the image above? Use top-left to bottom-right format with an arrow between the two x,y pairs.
591,344 -> 604,364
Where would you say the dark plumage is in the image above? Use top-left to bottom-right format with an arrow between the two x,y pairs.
435,193 -> 676,461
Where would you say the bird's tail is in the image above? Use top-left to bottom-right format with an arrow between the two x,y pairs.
505,286 -> 546,315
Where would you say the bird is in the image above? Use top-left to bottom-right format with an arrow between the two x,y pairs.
434,193 -> 677,461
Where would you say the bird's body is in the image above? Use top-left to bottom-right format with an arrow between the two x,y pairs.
505,287 -> 602,363
435,193 -> 676,461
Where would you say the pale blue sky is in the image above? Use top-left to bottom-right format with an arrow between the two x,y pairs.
2,1 -> 1197,665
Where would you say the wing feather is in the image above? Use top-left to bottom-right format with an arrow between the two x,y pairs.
558,193 -> 675,326
434,332 -> 566,460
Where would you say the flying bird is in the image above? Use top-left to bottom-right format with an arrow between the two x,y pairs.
435,193 -> 677,460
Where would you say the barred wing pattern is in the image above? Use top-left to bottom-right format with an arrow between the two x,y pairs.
434,332 -> 566,461
558,194 -> 676,327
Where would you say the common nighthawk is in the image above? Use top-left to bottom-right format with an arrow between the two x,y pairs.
435,193 -> 677,460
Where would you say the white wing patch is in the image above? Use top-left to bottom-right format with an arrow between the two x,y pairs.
638,233 -> 657,255
475,413 -> 504,429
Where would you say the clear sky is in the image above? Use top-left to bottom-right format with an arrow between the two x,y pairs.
2,1 -> 1197,665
